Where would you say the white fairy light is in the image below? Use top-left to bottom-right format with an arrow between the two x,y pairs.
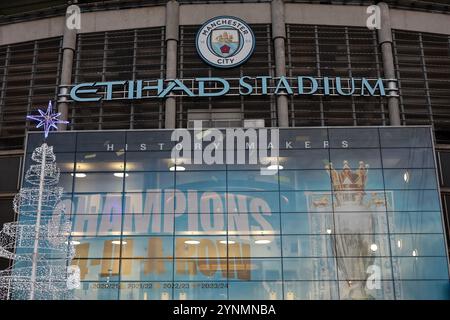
0,143 -> 76,300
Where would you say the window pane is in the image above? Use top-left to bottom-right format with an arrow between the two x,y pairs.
228,212 -> 280,235
228,191 -> 279,213
328,128 -> 379,148
281,212 -> 334,235
125,172 -> 174,191
337,257 -> 393,280
390,234 -> 447,257
72,259 -> 120,282
76,152 -> 125,172
280,128 -> 328,149
176,171 -> 226,191
72,215 -> 122,236
379,127 -> 432,148
395,280 -> 450,300
329,149 -> 382,169
389,190 -> 441,211
24,153 -> 75,173
282,235 -> 334,257
74,173 -> 123,192
121,236 -> 173,258
334,211 -> 388,233
125,151 -> 173,171
72,193 -> 123,215
278,149 -> 329,169
279,170 -> 331,191
175,213 -> 226,236
393,257 -> 449,280
280,191 -> 316,213
381,148 -> 435,168
76,132 -> 126,152
173,236 -> 227,258
173,282 -> 227,300
174,259 -> 228,281
228,235 -> 281,258
283,258 -> 337,280
388,211 -> 444,234
384,169 -> 437,190
72,237 -> 122,258
119,282 -> 171,300
27,132 -> 76,152
123,213 -> 171,236
126,131 -> 176,151
228,281 -> 282,300
120,259 -> 173,281
75,282 -> 119,300
227,170 -> 279,191
284,281 -> 339,300
338,280 -> 394,300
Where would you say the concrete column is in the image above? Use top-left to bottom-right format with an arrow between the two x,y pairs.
165,0 -> 179,129
377,2 -> 401,126
57,6 -> 77,130
271,0 -> 289,128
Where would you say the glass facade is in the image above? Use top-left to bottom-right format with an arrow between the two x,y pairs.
23,126 -> 450,300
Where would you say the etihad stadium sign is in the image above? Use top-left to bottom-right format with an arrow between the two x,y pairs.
69,76 -> 387,102
68,16 -> 390,103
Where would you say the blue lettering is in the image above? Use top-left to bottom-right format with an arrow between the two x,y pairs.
361,78 -> 386,96
257,76 -> 271,95
239,76 -> 253,95
274,76 -> 293,95
70,83 -> 101,102
197,77 -> 230,97
137,79 -> 164,98
298,76 -> 318,94
95,81 -> 126,100
336,77 -> 356,96
159,79 -> 195,98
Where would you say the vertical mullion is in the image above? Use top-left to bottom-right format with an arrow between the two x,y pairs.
178,27 -> 184,128
315,26 -> 325,126
345,27 -> 357,126
267,24 -> 276,127
392,31 -> 405,124
286,25 -> 294,127
26,41 -> 39,131
130,29 -> 138,130
55,37 -> 63,108
160,27 -> 165,129
419,33 -> 434,126
239,60 -> 244,126
71,35 -> 81,131
0,45 -> 11,135
100,32 -> 108,130
373,30 -> 386,126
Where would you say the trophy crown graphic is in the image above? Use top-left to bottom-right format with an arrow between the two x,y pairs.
325,160 -> 369,208
325,160 -> 369,192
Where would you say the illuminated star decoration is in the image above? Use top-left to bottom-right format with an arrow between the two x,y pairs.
27,100 -> 69,138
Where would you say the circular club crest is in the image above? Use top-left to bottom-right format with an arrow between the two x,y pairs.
196,16 -> 255,68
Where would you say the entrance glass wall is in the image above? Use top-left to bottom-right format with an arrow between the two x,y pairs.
23,126 -> 450,299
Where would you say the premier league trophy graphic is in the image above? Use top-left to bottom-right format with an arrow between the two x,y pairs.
307,160 -> 393,299
0,101 -> 79,300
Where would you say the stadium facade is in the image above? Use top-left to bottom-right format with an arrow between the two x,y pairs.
0,0 -> 450,300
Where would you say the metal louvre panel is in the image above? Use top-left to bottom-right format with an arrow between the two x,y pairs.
177,24 -> 276,128
286,25 -> 387,127
0,37 -> 62,151
70,27 -> 165,131
393,30 -> 450,143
